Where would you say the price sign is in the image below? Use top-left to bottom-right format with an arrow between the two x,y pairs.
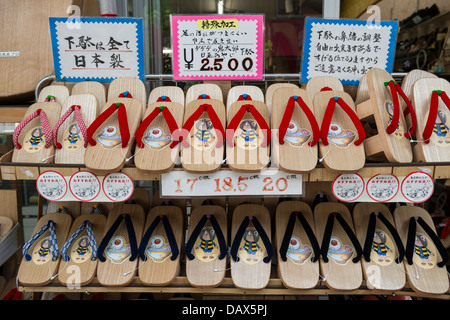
171,15 -> 264,80
49,17 -> 145,82
301,18 -> 398,84
160,170 -> 303,197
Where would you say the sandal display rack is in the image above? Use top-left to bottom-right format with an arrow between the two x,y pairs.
1,73 -> 450,300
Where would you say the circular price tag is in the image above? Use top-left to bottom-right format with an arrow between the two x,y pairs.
332,173 -> 365,202
102,173 -> 134,202
69,171 -> 101,202
366,174 -> 399,202
36,171 -> 67,201
401,171 -> 434,203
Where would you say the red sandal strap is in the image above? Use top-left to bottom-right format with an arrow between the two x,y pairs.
118,91 -> 133,98
170,103 -> 225,149
226,104 -> 271,148
197,94 -> 211,100
52,105 -> 89,149
278,96 -> 320,147
135,106 -> 179,149
423,90 -> 450,144
86,102 -> 130,148
385,80 -> 402,135
321,97 -> 365,147
13,108 -> 53,149
237,94 -> 252,101
156,96 -> 171,102
393,82 -> 417,138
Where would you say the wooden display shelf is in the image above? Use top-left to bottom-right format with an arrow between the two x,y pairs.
18,276 -> 450,299
1,147 -> 449,182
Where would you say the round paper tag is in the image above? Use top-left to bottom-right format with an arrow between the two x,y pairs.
36,171 -> 67,201
69,171 -> 101,202
401,171 -> 434,203
332,173 -> 365,202
367,174 -> 399,202
102,173 -> 134,202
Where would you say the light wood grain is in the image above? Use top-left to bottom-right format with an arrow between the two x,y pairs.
313,91 -> 365,171
230,204 -> 271,290
356,68 -> 413,163
38,86 -> 70,105
0,190 -> 19,224
185,84 -> 223,105
271,87 -> 318,173
72,82 -> 107,109
0,216 -> 13,241
148,86 -> 185,107
139,205 -> 183,286
353,203 -> 406,290
54,94 -> 99,164
180,99 -> 226,173
107,78 -> 147,116
57,213 -> 106,286
12,102 -> 62,164
186,205 -> 227,287
134,100 -> 184,173
400,70 -> 437,131
0,0 -> 99,102
96,203 -> 145,287
46,201 -> 81,220
190,198 -> 227,211
226,99 -> 270,172
393,206 -> 449,295
17,212 -> 73,286
411,78 -> 450,162
275,201 -> 320,289
305,76 -> 344,98
265,83 -> 298,116
84,97 -> 142,171
313,202 -> 363,290
227,86 -> 265,110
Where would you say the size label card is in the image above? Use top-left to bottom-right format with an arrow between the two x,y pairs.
160,170 -> 302,197
301,18 -> 398,85
37,171 -> 134,202
171,15 -> 264,80
49,17 -> 145,82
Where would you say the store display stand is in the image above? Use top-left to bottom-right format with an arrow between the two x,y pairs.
1,74 -> 450,301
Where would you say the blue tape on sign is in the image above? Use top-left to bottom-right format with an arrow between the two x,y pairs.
49,17 -> 145,83
300,18 -> 399,85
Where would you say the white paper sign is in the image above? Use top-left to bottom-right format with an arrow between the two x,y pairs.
160,170 -> 302,197
400,171 -> 434,203
301,18 -> 398,84
69,171 -> 101,202
36,171 -> 68,201
49,17 -> 145,82
37,171 -> 134,202
102,173 -> 134,202
332,172 -> 434,203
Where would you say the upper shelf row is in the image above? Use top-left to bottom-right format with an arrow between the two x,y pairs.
3,68 -> 450,177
